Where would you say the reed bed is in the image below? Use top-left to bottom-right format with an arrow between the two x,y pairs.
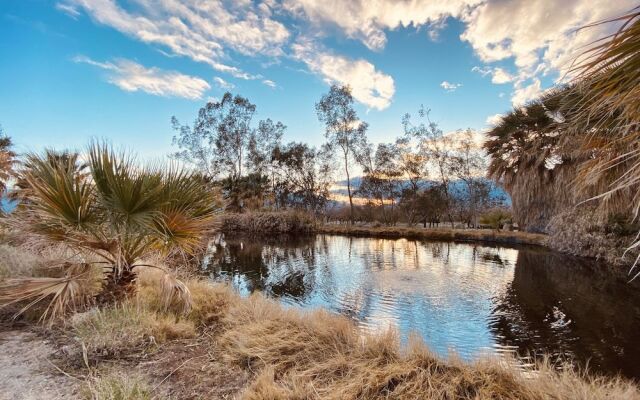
220,211 -> 317,234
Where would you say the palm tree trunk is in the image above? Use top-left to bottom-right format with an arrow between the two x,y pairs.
97,267 -> 137,304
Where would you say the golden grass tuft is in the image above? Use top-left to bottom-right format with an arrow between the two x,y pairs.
71,303 -> 196,357
83,370 -> 152,400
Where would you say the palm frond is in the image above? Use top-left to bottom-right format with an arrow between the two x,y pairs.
0,263 -> 99,323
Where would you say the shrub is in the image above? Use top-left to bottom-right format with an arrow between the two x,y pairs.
479,209 -> 513,229
220,211 -> 316,233
72,303 -> 196,357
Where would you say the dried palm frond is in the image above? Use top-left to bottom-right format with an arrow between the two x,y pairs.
159,273 -> 192,314
0,263 -> 99,323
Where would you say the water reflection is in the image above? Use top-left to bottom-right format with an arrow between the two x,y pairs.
202,234 -> 640,379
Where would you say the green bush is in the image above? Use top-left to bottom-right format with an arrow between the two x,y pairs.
479,209 -> 513,230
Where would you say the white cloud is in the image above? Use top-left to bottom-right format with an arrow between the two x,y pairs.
461,0 -> 636,102
65,0 -> 290,79
472,66 -> 514,84
511,79 -> 542,106
55,2 -> 81,19
262,79 -> 277,88
292,39 -> 395,110
440,81 -> 462,92
213,76 -> 234,90
283,0 -> 482,50
490,67 -> 514,84
485,113 -> 504,127
74,56 -> 210,99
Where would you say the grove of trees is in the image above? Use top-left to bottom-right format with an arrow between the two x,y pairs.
172,87 -> 506,227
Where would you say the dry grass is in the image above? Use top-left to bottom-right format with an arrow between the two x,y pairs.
220,211 -> 317,234
317,224 -> 548,247
217,292 -> 638,400
2,246 -> 637,399
83,370 -> 152,400
0,244 -> 43,279
71,303 -> 196,358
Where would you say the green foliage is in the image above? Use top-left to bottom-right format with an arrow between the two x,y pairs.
2,143 -> 219,320
479,209 -> 513,230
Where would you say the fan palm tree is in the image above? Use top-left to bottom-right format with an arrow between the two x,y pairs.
0,143 -> 219,320
484,87 -> 578,232
0,131 -> 16,194
561,8 -> 640,219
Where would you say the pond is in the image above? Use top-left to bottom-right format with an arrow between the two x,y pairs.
202,233 -> 640,379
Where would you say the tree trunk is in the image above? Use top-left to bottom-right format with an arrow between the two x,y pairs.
344,153 -> 354,225
96,267 -> 137,304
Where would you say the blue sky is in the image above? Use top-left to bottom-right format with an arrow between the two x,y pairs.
0,0 -> 633,160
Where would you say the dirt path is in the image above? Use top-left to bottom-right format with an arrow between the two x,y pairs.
0,330 -> 80,400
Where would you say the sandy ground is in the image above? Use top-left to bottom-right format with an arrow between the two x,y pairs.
0,330 -> 79,400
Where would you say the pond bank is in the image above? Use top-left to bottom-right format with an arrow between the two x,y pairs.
1,262 -> 638,399
316,224 -> 548,247
219,212 -> 549,247
6,266 -> 634,399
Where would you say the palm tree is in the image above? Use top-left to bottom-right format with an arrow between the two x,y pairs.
484,87 -> 578,232
0,143 -> 219,320
0,129 -> 16,194
561,8 -> 640,220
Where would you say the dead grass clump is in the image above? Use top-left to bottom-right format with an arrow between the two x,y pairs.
136,266 -> 233,327
83,370 -> 152,400
221,211 -> 316,234
72,303 -> 196,358
0,244 -> 44,279
219,291 -> 639,400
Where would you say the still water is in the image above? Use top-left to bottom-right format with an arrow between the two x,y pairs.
202,234 -> 640,379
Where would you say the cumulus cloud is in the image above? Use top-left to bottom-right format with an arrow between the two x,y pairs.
213,76 -> 234,90
511,79 -> 542,106
283,0 -> 482,50
485,113 -> 504,127
57,0 -> 635,110
292,39 -> 395,110
74,55 -> 210,99
472,66 -> 514,84
61,0 -> 290,79
440,81 -> 462,92
461,0 -> 636,104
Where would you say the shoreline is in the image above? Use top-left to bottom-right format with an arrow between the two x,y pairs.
315,224 -> 548,247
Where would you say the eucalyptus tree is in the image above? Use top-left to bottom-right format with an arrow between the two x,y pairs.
403,106 -> 456,226
172,92 -> 285,210
450,129 -> 493,227
316,85 -> 369,224
272,142 -> 334,214
359,143 -> 403,224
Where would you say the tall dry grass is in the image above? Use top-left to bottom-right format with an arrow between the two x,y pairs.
218,292 -> 638,400
220,211 -> 317,234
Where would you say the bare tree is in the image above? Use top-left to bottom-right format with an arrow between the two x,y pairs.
316,85 -> 368,224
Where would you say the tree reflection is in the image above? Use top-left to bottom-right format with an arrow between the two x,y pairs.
490,248 -> 640,378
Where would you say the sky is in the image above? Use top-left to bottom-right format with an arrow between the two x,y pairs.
0,0 -> 635,161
